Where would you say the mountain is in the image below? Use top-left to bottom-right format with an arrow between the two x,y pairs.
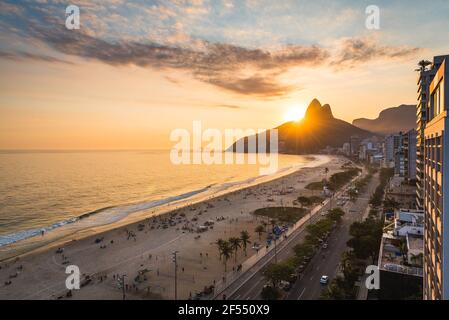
228,99 -> 375,154
352,104 -> 416,135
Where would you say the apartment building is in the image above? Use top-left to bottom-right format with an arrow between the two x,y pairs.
417,67 -> 437,209
423,55 -> 449,300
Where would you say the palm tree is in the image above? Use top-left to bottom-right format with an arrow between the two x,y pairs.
220,241 -> 233,272
416,60 -> 432,72
240,230 -> 251,256
228,237 -> 242,263
255,225 -> 265,240
215,238 -> 225,261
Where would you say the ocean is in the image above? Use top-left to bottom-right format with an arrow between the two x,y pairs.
0,150 -> 325,257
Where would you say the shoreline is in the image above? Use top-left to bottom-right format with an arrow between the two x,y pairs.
0,155 -> 326,263
0,155 -> 345,300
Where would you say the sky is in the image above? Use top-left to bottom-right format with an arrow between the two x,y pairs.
0,0 -> 448,150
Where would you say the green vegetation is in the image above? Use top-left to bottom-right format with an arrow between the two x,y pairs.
260,207 -> 346,299
263,262 -> 295,288
261,285 -> 281,300
369,168 -> 394,207
306,168 -> 361,192
321,251 -> 364,300
328,168 -> 361,191
322,208 -> 383,300
346,218 -> 383,264
354,172 -> 373,194
215,230 -> 252,271
240,230 -> 251,256
295,195 -> 324,207
253,207 -> 307,224
383,197 -> 400,212
255,225 -> 265,240
228,237 -> 242,263
215,239 -> 232,272
305,181 -> 325,191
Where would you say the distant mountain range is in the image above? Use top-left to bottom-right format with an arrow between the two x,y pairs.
352,104 -> 416,135
229,99 -> 374,154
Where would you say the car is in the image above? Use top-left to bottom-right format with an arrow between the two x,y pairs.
320,275 -> 329,285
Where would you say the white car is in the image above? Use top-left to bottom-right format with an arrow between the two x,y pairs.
320,275 -> 329,284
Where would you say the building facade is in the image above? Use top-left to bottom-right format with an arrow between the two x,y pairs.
384,133 -> 402,168
403,129 -> 417,181
417,67 -> 436,209
423,55 -> 449,300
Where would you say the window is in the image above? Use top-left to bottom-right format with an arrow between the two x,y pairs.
432,84 -> 441,117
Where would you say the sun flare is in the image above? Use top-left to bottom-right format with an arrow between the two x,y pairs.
283,105 -> 307,122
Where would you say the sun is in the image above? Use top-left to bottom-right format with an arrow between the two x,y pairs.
283,105 -> 306,122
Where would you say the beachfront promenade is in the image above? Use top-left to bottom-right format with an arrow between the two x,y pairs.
212,170 -> 363,300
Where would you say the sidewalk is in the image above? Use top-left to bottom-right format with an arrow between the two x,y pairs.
212,171 -> 363,299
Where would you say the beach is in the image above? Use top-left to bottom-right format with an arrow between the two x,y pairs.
0,155 -> 346,300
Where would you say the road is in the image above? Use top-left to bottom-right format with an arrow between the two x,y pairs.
226,170 -> 379,300
287,173 -> 379,300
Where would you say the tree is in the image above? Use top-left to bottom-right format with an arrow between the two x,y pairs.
220,240 -> 233,272
255,225 -> 265,240
321,277 -> 346,300
296,196 -> 311,207
228,237 -> 242,263
215,238 -> 225,261
416,60 -> 432,72
261,285 -> 280,300
240,230 -> 251,256
348,189 -> 358,201
293,243 -> 315,263
383,197 -> 400,211
328,208 -> 345,223
263,262 -> 294,288
347,219 -> 383,264
340,251 -> 358,290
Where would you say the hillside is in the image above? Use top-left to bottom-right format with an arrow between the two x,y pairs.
352,105 -> 416,135
228,99 -> 375,154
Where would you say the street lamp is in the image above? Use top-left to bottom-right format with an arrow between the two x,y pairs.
172,251 -> 179,300
120,274 -> 127,300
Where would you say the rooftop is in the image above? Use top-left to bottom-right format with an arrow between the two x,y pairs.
407,234 -> 424,251
378,235 -> 423,277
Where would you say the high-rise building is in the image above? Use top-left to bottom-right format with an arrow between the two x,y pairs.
384,133 -> 402,168
350,135 -> 361,158
417,63 -> 437,209
422,55 -> 449,300
403,129 -> 417,181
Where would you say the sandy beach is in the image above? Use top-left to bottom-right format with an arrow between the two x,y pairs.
0,155 -> 347,300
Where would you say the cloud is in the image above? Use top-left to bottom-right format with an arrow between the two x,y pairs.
215,104 -> 244,109
15,22 -> 326,96
208,76 -> 294,97
332,37 -> 421,68
0,3 -> 421,98
0,51 -> 73,64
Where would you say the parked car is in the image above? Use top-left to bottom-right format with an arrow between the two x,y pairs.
320,275 -> 329,285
